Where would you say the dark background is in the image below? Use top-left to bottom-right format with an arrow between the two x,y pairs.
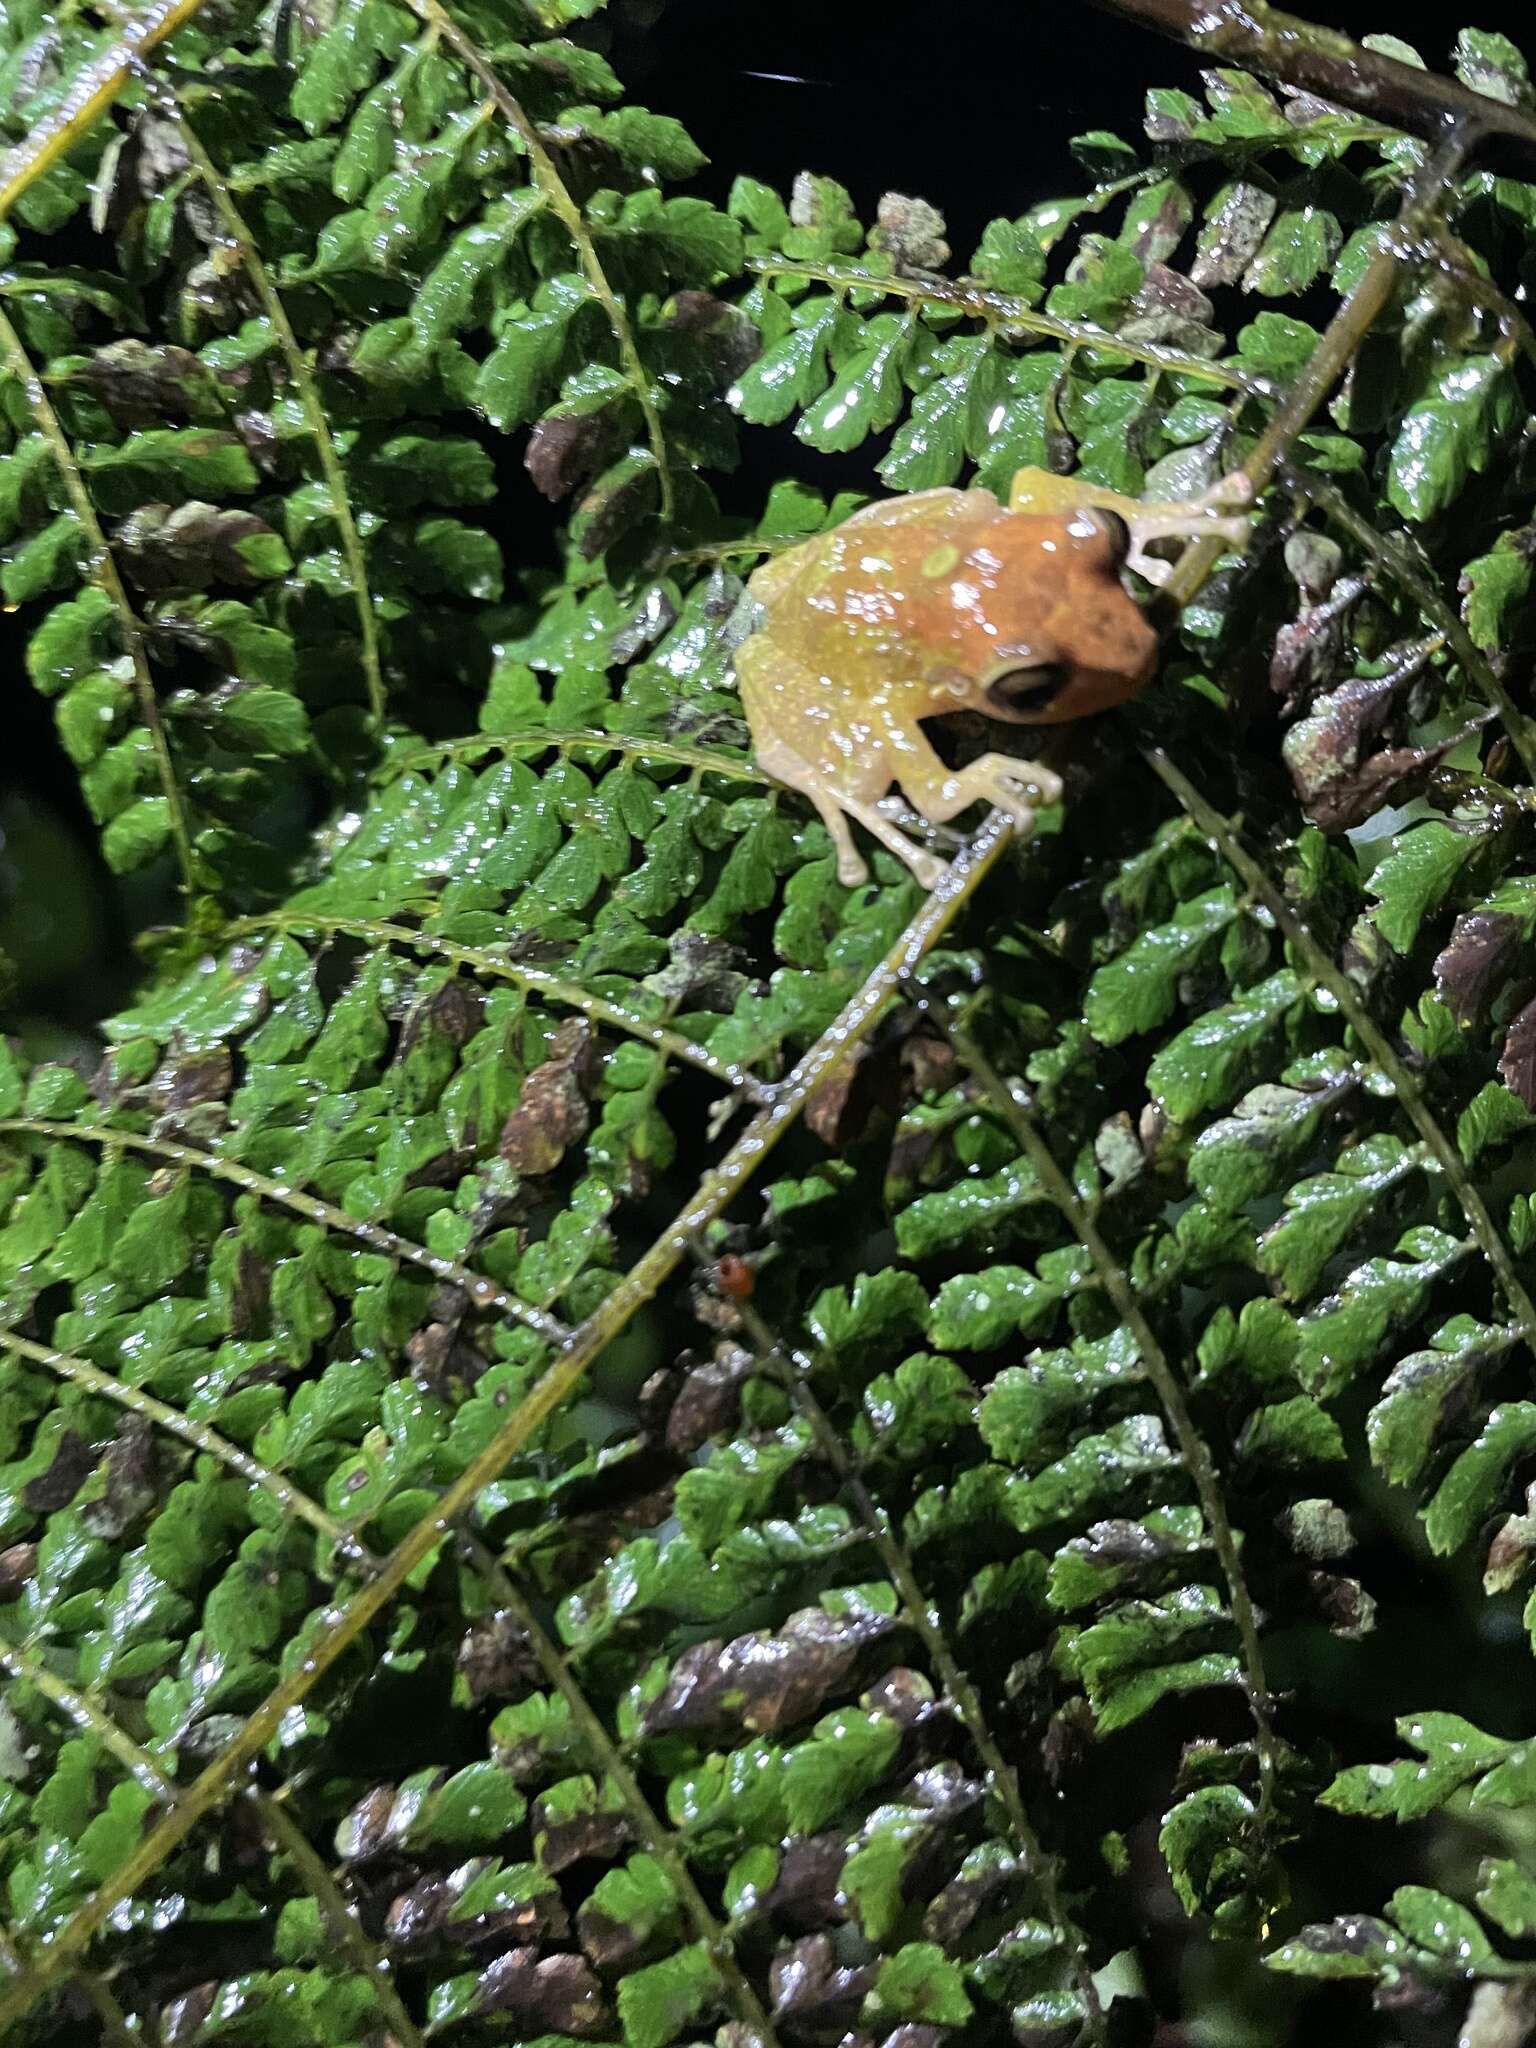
6,0 -> 1531,1032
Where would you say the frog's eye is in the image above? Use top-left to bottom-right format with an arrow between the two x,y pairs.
1085,507 -> 1131,563
985,663 -> 1068,715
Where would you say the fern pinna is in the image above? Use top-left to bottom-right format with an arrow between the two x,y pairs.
1,1 -> 1536,2042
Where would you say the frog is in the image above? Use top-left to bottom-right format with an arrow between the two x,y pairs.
735,465 -> 1253,889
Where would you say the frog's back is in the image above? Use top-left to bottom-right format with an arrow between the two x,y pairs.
745,486 -> 1002,674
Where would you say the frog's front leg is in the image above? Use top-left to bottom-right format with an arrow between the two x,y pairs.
738,638 -> 951,890
894,730 -> 1063,831
1123,473 -> 1254,587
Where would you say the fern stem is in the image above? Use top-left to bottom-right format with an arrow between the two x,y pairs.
1085,0 -> 1536,162
0,308 -> 198,898
0,1634 -> 425,2048
405,0 -> 673,522
724,1286 -> 1108,2041
1428,229 -> 1536,378
1144,748 -> 1536,1354
0,1120 -> 569,1345
77,1970 -> 139,2048
235,912 -> 776,1103
0,811 -> 1017,2032
1161,124 -> 1475,613
456,1529 -> 788,2048
0,1329 -> 377,1562
748,256 -> 1272,395
0,0 -> 210,221
385,729 -> 769,786
0,1631 -> 176,1798
102,37 -> 387,725
929,1014 -> 1282,1820
1281,462 -> 1536,786
255,1792 -> 428,2048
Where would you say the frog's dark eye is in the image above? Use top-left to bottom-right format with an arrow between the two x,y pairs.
1087,507 -> 1131,563
986,663 -> 1068,715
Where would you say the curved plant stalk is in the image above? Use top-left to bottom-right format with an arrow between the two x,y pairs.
98,27 -> 388,724
234,913 -> 776,1103
748,255 -> 1274,396
1429,230 -> 1536,376
0,309 -> 197,898
0,1330 -> 377,1562
0,0 -> 209,221
0,1632 -> 176,1800
1085,0 -> 1536,161
0,810 -> 1016,2030
0,1634 -> 426,2048
1282,462 -> 1536,785
1161,126 -> 1478,617
456,1529 -> 788,2048
1145,748 -> 1536,1354
385,729 -> 770,786
929,1012 -> 1282,1818
720,1281 -> 1108,2043
404,0 -> 673,521
0,1930 -> 136,2048
76,1971 -> 139,2048
255,1794 -> 428,2048
0,1120 -> 570,1345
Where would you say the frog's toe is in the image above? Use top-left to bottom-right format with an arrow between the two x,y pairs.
972,753 -> 1061,816
908,848 -> 950,891
1201,471 -> 1255,512
1016,763 -> 1063,807
1125,544 -> 1174,587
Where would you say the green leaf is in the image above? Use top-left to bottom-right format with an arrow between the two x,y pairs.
213,687 -> 312,757
101,797 -> 172,874
1160,1783 -> 1259,1919
1462,534 -> 1533,652
1478,1859 -> 1536,1938
795,313 -> 916,453
864,1943 -> 974,2027
1322,1713 -> 1512,1823
1147,972 -> 1304,1122
2,512 -> 86,604
879,336 -> 1004,491
1424,1403 -> 1536,1557
1297,1229 -> 1467,1397
1242,205 -> 1340,295
1387,357 -> 1517,520
1387,1885 -> 1494,1964
1084,886 -> 1239,1044
412,190 -> 546,348
1369,821 -> 1481,953
840,1804 -> 930,1940
1007,1415 -> 1177,1533
617,1943 -> 721,2048
1257,1135 -> 1421,1298
1367,1318 -> 1510,1486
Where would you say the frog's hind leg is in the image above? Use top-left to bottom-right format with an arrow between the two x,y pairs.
751,728 -> 873,888
835,793 -> 948,891
738,636 -> 949,890
762,734 -> 950,890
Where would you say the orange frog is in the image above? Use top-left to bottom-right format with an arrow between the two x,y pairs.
736,466 -> 1252,889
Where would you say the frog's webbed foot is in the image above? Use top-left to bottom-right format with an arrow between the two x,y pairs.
900,751 -> 1062,831
755,732 -> 949,891
1125,472 -> 1254,585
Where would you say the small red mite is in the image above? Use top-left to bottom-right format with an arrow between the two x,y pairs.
715,1253 -> 755,1301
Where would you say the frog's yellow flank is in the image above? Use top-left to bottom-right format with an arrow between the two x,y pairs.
736,467 -> 1253,889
